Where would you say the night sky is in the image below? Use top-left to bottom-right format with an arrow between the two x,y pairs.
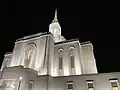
0,0 -> 120,73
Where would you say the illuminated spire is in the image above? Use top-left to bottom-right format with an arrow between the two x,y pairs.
49,9 -> 66,42
52,9 -> 58,22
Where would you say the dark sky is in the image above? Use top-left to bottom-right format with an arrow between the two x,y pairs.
0,0 -> 120,73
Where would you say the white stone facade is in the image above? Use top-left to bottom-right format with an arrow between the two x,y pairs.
0,10 -> 97,76
0,10 -> 118,90
0,66 -> 120,90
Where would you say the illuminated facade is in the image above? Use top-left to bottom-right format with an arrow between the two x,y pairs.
0,10 -> 119,90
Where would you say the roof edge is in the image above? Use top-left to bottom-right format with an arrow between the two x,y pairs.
54,38 -> 79,45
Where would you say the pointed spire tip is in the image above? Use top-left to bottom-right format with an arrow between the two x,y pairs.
53,9 -> 58,22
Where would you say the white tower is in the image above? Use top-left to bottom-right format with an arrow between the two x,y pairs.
49,9 -> 66,42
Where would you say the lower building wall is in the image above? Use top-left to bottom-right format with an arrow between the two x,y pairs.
52,73 -> 120,90
0,66 -> 48,90
0,67 -> 120,90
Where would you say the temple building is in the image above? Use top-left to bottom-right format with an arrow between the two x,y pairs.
0,10 -> 120,90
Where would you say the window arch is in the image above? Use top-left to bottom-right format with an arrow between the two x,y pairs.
69,46 -> 76,74
24,43 -> 36,68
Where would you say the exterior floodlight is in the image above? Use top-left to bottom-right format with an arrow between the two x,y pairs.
20,77 -> 22,80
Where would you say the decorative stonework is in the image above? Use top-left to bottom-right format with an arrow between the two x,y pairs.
24,43 -> 36,68
0,79 -> 16,89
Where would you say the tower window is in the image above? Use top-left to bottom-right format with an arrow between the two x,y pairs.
67,81 -> 74,90
86,80 -> 94,90
110,78 -> 119,90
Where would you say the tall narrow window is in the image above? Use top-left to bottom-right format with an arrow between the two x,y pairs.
58,48 -> 64,76
70,55 -> 75,69
110,79 -> 119,90
59,56 -> 63,70
86,80 -> 94,90
67,81 -> 74,90
69,46 -> 75,74
28,80 -> 34,90
58,49 -> 63,70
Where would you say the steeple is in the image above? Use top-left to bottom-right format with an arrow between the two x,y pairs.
52,9 -> 58,22
49,9 -> 66,42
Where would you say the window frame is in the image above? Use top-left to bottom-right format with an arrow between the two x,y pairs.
109,78 -> 120,90
70,54 -> 75,69
28,80 -> 34,90
67,81 -> 74,90
57,48 -> 64,75
86,80 -> 95,90
59,55 -> 63,70
68,46 -> 76,75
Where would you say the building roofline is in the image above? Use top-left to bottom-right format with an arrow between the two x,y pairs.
54,38 -> 79,45
15,32 -> 55,43
4,52 -> 12,56
16,32 -> 51,42
3,66 -> 38,75
5,52 -> 12,54
54,39 -> 92,46
81,41 -> 91,45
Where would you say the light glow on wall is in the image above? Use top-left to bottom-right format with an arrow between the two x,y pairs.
19,77 -> 22,80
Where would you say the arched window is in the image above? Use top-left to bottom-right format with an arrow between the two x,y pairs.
69,46 -> 76,74
70,55 -> 75,69
59,55 -> 63,70
24,43 -> 36,68
58,48 -> 63,70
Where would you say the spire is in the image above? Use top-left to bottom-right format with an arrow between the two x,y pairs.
52,9 -> 58,22
49,9 -> 66,42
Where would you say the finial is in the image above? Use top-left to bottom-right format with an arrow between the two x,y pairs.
52,9 -> 58,22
